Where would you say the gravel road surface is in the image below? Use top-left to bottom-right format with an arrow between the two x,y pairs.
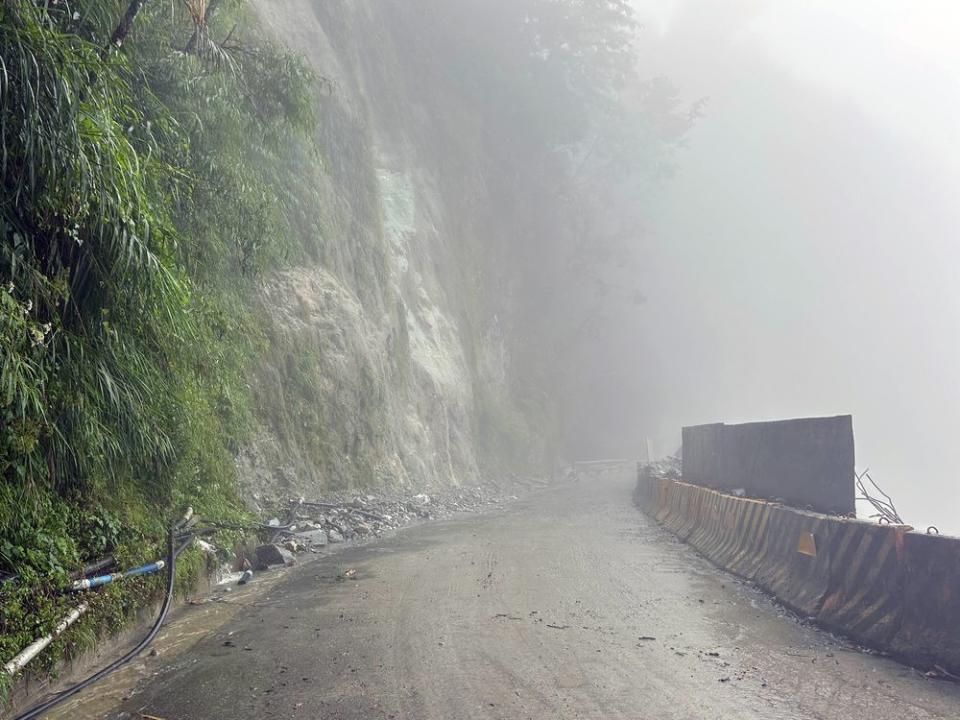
106,472 -> 960,720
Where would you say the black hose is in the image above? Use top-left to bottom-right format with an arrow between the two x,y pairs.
190,518 -> 289,534
14,528 -> 183,720
71,556 -> 116,580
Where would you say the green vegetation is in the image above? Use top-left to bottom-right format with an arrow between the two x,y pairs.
0,0 -> 318,684
0,0 -> 681,697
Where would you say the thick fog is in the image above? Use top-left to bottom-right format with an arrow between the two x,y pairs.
569,1 -> 960,533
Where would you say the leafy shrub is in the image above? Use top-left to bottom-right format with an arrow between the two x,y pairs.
0,0 -> 316,689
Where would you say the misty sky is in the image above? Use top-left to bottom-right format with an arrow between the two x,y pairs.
620,1 -> 960,532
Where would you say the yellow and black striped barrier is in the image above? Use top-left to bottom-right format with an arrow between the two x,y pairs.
634,466 -> 959,676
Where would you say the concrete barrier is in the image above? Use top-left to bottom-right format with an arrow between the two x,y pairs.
636,468 -> 960,675
890,533 -> 960,672
816,521 -> 906,648
682,416 -> 855,515
725,497 -> 773,580
752,507 -> 835,619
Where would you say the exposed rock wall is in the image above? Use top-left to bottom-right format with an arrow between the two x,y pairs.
238,0 -> 527,502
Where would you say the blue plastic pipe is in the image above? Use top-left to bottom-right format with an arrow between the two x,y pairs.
70,560 -> 166,592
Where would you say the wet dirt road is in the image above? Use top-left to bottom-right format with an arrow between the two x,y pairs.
109,473 -> 960,720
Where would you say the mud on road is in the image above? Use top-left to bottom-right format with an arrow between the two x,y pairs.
91,473 -> 960,719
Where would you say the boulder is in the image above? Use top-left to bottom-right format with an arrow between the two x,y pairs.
296,529 -> 328,547
254,544 -> 296,570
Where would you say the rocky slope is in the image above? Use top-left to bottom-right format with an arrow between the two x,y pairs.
237,0 -> 537,505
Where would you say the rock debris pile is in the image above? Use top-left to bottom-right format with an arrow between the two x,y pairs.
239,480 -> 550,575
645,456 -> 682,481
275,489 -> 499,551
633,456 -> 681,507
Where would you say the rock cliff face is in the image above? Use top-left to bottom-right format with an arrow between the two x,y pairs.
238,0 -> 537,502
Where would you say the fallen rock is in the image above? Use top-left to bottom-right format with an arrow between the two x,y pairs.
296,529 -> 328,547
254,544 -> 296,570
327,529 -> 345,544
283,539 -> 305,553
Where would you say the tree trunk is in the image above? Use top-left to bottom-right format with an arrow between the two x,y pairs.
184,0 -> 223,55
103,0 -> 149,58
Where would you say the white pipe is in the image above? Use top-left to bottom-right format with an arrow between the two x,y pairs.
3,603 -> 89,677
